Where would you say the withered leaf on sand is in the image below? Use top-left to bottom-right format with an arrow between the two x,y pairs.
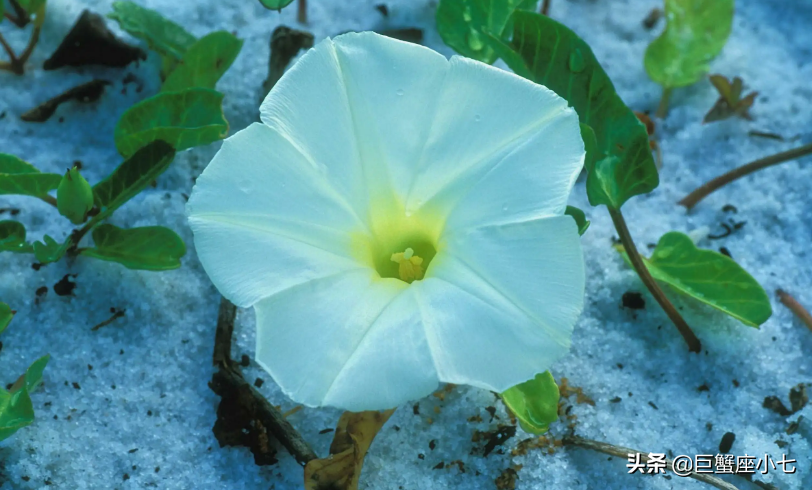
262,26 -> 314,99
304,409 -> 395,490
44,10 -> 145,70
703,74 -> 758,124
21,80 -> 110,122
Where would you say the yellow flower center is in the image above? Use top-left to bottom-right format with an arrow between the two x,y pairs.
349,195 -> 443,284
390,248 -> 425,283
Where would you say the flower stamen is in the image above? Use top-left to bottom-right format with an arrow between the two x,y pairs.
390,247 -> 425,283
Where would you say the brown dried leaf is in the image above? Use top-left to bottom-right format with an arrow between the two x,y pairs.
304,409 -> 395,490
704,74 -> 757,123
21,80 -> 109,122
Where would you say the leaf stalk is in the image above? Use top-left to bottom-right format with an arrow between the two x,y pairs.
655,87 -> 672,118
609,208 -> 701,352
679,142 -> 812,209
776,289 -> 812,334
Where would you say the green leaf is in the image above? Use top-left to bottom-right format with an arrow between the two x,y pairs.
114,88 -> 228,158
0,2 -> 5,21
0,154 -> 61,198
565,206 -> 589,236
258,0 -> 296,10
0,221 -> 33,253
617,231 -> 772,327
436,0 -> 537,64
0,302 -> 12,336
92,141 -> 176,223
501,371 -> 559,435
644,0 -> 735,89
108,1 -> 197,61
488,12 -> 659,210
0,355 -> 49,442
161,31 -> 243,92
33,234 -> 71,264
81,224 -> 186,271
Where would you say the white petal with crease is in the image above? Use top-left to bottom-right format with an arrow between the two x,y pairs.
254,270 -> 439,411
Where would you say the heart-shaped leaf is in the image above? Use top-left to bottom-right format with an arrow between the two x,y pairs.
501,371 -> 559,434
644,0 -> 735,89
92,141 -> 176,223
115,88 -> 228,158
108,1 -> 197,61
436,0 -> 538,64
0,302 -> 12,336
617,231 -> 772,327
0,355 -> 50,442
33,234 -> 71,264
81,224 -> 186,270
0,221 -> 33,253
161,31 -> 244,92
0,154 -> 61,198
488,11 -> 659,210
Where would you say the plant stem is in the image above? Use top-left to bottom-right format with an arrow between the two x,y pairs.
0,31 -> 19,63
562,435 -> 741,490
776,289 -> 812,334
679,142 -> 812,209
18,19 -> 42,66
540,0 -> 551,15
210,297 -> 319,466
3,12 -> 22,26
609,208 -> 702,352
8,0 -> 29,27
655,87 -> 672,118
38,194 -> 57,207
297,0 -> 307,23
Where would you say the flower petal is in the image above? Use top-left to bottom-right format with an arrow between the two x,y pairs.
440,110 -> 584,231
406,56 -> 579,219
254,270 -> 439,411
329,32 -> 449,201
188,123 -> 366,307
420,216 -> 584,391
260,36 -> 367,216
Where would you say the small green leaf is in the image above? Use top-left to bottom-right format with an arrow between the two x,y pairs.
161,31 -> 244,92
488,12 -> 659,210
33,235 -> 71,264
644,0 -> 735,89
501,371 -> 559,435
57,167 -> 94,225
114,88 -> 228,158
108,1 -> 197,61
81,224 -> 186,271
0,221 -> 33,253
0,302 -> 12,336
565,206 -> 590,236
92,141 -> 176,223
0,2 -> 5,21
617,231 -> 772,327
258,0 -> 296,10
436,0 -> 537,64
0,355 -> 50,442
0,154 -> 61,198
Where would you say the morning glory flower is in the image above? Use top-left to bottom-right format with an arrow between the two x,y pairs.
188,32 -> 585,412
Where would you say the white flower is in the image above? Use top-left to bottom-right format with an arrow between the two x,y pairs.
188,32 -> 585,412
